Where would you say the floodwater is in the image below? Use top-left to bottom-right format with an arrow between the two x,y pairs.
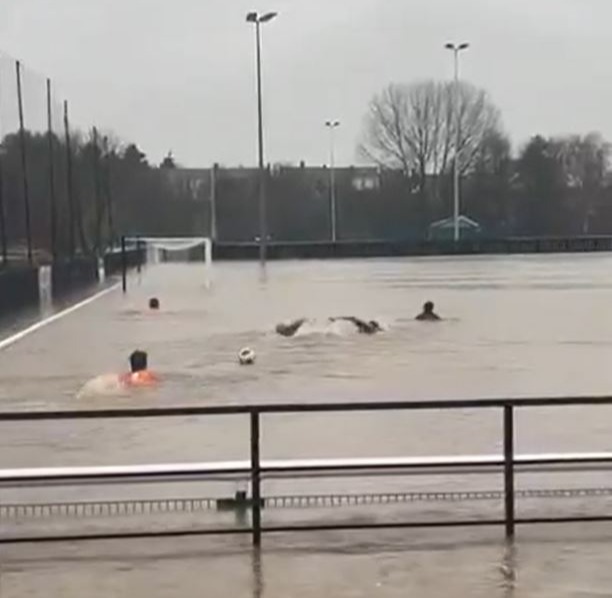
2,254 -> 612,596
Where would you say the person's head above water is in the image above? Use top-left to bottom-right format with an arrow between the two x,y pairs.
416,301 -> 441,321
148,297 -> 160,310
129,350 -> 148,373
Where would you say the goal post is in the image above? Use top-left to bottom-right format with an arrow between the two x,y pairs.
119,235 -> 213,293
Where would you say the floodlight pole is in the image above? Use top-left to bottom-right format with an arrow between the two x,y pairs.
445,42 -> 469,242
247,11 -> 278,268
325,120 -> 340,242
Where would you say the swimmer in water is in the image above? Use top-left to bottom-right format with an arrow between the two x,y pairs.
329,316 -> 383,334
276,318 -> 308,337
120,350 -> 159,387
77,350 -> 158,398
275,316 -> 382,337
149,297 -> 160,310
416,301 -> 441,322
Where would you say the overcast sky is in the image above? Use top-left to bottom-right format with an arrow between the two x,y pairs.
0,0 -> 609,168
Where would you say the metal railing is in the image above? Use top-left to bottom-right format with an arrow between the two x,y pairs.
2,396 -> 612,545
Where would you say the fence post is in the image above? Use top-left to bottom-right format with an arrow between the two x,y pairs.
102,136 -> 115,247
63,100 -> 76,258
92,127 -> 103,255
0,155 -> 7,266
15,60 -> 32,264
46,78 -> 58,262
503,404 -> 515,539
121,235 -> 127,293
210,163 -> 218,241
250,410 -> 262,547
0,61 -> 6,266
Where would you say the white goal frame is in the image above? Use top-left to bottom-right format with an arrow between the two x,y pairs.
119,235 -> 213,292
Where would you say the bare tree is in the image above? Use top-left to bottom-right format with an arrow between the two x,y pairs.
553,132 -> 611,233
359,79 -> 505,209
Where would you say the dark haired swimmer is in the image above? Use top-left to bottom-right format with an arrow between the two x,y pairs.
276,318 -> 308,337
130,350 -> 148,372
416,301 -> 441,321
148,297 -> 160,310
77,350 -> 159,398
330,316 -> 383,334
120,350 -> 159,387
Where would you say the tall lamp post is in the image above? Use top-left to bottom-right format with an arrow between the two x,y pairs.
325,120 -> 340,242
246,11 -> 277,267
444,42 -> 469,242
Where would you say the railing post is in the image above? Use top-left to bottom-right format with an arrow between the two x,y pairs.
503,404 -> 515,539
250,410 -> 262,547
121,236 -> 127,293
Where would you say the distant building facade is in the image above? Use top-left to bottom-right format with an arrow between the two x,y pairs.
162,162 -> 495,242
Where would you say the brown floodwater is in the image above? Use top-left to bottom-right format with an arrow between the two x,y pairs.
2,255 -> 612,597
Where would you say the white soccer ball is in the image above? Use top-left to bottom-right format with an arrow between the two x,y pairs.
239,347 -> 256,365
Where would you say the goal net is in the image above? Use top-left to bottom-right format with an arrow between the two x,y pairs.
121,236 -> 213,290
135,236 -> 212,266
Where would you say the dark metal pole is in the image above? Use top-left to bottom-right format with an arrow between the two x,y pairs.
121,235 -> 127,293
63,100 -> 76,258
0,67 -> 6,266
255,21 -> 267,268
92,127 -> 103,254
210,163 -> 218,241
46,78 -> 58,261
0,156 -> 7,266
250,410 -> 262,547
453,49 -> 460,242
503,404 -> 515,540
102,136 -> 115,248
15,61 -> 32,264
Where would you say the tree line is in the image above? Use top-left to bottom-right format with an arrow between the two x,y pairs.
3,76 -> 612,259
360,79 -> 612,237
0,130 -> 201,263
171,78 -> 612,242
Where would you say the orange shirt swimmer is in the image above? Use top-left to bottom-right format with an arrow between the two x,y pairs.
119,350 -> 159,388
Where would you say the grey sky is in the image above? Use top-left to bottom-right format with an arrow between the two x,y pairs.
1,0 -> 609,167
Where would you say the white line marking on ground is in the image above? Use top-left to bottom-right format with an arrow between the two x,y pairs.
0,283 -> 120,352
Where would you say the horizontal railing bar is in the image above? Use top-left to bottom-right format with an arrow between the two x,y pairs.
261,520 -> 505,533
3,452 -> 612,486
5,513 -> 612,545
259,453 -> 612,473
0,520 -> 506,545
251,515 -> 612,533
0,461 -> 249,484
3,452 -> 612,487
0,527 -> 251,545
515,515 -> 612,525
2,395 -> 612,421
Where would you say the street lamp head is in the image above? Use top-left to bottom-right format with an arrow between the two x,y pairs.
246,11 -> 258,22
445,42 -> 470,51
259,11 -> 278,23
